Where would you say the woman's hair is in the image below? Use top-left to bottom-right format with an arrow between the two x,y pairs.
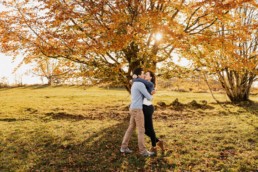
147,71 -> 156,87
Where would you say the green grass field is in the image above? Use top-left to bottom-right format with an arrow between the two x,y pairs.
0,86 -> 257,171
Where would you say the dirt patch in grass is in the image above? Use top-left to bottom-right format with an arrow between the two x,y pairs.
0,118 -> 30,122
45,112 -> 93,120
155,99 -> 215,112
44,111 -> 130,121
24,108 -> 38,114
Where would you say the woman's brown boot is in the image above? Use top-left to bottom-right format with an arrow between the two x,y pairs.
157,140 -> 164,151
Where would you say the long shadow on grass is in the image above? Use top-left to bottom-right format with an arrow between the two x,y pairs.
239,101 -> 258,116
236,101 -> 258,132
75,120 -> 148,171
32,120 -> 147,171
0,119 -> 171,171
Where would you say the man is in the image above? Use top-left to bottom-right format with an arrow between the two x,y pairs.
120,68 -> 155,156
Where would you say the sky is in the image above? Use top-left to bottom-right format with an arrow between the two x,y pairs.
0,53 -> 46,85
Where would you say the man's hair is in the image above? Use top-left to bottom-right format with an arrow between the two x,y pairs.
133,68 -> 143,76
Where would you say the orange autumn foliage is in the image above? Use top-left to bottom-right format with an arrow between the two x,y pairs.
0,0 -> 257,99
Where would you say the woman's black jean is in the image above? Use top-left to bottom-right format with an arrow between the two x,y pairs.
143,104 -> 159,147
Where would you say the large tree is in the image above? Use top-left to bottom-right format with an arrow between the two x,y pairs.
182,3 -> 258,102
0,0 -> 256,95
0,0 -> 233,90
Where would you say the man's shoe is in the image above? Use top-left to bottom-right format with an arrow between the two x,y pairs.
141,150 -> 155,157
120,147 -> 133,153
157,140 -> 164,151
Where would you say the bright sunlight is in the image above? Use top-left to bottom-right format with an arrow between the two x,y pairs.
154,32 -> 163,41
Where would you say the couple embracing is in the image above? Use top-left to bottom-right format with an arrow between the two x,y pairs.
120,68 -> 164,156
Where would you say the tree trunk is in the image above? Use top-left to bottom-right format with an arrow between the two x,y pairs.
47,76 -> 52,86
123,42 -> 141,93
122,42 -> 158,94
124,82 -> 131,93
217,69 -> 255,103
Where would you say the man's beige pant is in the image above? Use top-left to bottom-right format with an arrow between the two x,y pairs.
121,109 -> 146,154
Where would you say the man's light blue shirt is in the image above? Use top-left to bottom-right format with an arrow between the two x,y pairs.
130,82 -> 152,110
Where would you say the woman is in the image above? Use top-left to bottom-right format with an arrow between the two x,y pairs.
133,71 -> 164,153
